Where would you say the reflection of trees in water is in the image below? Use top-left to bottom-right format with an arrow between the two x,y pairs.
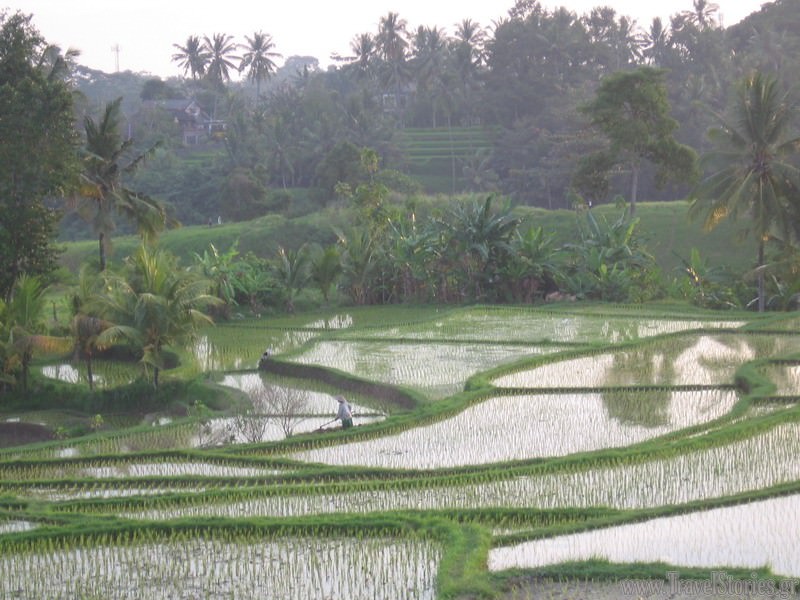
690,334 -> 796,382
760,362 -> 800,397
599,320 -> 639,343
602,338 -> 693,427
742,334 -> 800,358
602,388 -> 672,427
601,333 -> 795,427
764,364 -> 790,396
694,335 -> 755,373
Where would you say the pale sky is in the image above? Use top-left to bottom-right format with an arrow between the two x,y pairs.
11,0 -> 769,78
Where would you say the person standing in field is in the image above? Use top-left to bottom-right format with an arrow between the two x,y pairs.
335,395 -> 353,429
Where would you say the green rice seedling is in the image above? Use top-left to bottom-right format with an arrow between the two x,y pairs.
120,422 -> 800,521
77,462 -> 281,479
487,421 -> 800,510
287,390 -> 738,469
488,493 -> 800,578
334,306 -> 744,344
0,454 -> 221,481
291,340 -> 563,399
301,314 -> 355,329
39,360 -> 141,389
220,372 -> 383,416
0,520 -> 36,535
191,326 -> 319,372
4,304 -> 798,599
0,534 -> 442,599
493,334 -> 799,389
193,414 -> 385,447
19,485 -> 208,502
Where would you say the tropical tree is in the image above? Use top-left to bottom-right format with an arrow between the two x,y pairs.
383,213 -> 436,303
76,97 -> 173,271
203,33 -> 239,85
0,12 -> 79,300
192,242 -> 240,315
410,25 -> 451,127
310,244 -> 342,304
689,72 -> 800,312
440,196 -> 521,301
274,244 -> 310,313
37,42 -> 79,81
561,207 -> 660,302
453,18 -> 484,121
580,67 -> 699,216
1,275 -> 67,391
453,18 -> 484,79
376,12 -> 409,115
500,226 -> 561,303
239,31 -> 281,99
171,35 -> 209,79
340,33 -> 376,80
682,0 -> 720,30
66,265 -> 110,391
70,314 -> 111,391
336,226 -> 382,305
643,17 -> 671,66
94,245 -> 219,389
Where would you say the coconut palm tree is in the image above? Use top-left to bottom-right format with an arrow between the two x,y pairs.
70,314 -> 111,391
682,0 -> 720,29
689,72 -> 800,312
171,35 -> 209,79
68,265 -> 110,391
335,226 -> 382,306
1,275 -> 67,391
310,244 -> 342,304
239,31 -> 281,99
411,25 -> 450,127
343,33 -> 376,80
643,17 -> 671,67
94,245 -> 219,389
76,98 -> 172,271
274,244 -> 311,313
37,43 -> 80,82
376,12 -> 409,114
203,33 -> 239,85
453,18 -> 484,85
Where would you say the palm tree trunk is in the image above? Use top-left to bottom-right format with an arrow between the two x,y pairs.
21,359 -> 29,392
757,238 -> 766,313
99,233 -> 107,271
87,354 -> 94,391
448,115 -> 456,195
630,162 -> 640,218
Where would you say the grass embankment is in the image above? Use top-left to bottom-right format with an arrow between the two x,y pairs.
59,200 -> 757,277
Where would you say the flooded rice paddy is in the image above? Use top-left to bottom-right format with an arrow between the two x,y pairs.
9,306 -> 800,596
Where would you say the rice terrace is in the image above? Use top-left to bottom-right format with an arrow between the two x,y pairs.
2,303 -> 800,599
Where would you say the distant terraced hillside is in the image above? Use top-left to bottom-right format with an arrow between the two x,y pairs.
398,127 -> 495,194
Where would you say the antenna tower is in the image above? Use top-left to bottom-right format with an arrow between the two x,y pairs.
111,44 -> 120,72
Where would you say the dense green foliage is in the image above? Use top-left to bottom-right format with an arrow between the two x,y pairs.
90,245 -> 220,389
578,67 -> 699,215
2,3 -> 799,595
56,0 -> 800,225
690,71 -> 800,312
0,12 -> 78,299
76,97 -> 174,270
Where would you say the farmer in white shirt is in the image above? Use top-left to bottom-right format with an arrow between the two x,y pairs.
335,395 -> 353,429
